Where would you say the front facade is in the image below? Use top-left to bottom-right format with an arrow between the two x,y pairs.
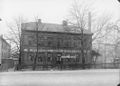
21,20 -> 92,69
0,35 -> 11,65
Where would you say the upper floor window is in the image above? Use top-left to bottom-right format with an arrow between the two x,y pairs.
28,40 -> 32,45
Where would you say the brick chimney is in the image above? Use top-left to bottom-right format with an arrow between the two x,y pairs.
38,19 -> 42,23
62,20 -> 68,26
0,35 -> 3,38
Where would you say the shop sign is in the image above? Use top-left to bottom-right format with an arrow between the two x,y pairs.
24,48 -> 82,53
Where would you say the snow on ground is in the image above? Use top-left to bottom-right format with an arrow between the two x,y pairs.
0,69 -> 120,86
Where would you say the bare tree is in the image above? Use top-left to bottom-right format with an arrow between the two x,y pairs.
6,16 -> 46,70
110,19 -> 120,61
32,17 -> 45,70
65,0 -> 112,69
68,0 -> 112,41
92,15 -> 112,42
66,0 -> 91,69
5,17 -> 27,70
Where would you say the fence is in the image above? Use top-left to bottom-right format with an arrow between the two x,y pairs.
91,63 -> 120,69
0,59 -> 14,72
20,62 -> 120,71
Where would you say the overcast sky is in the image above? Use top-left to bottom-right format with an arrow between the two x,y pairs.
0,0 -> 120,35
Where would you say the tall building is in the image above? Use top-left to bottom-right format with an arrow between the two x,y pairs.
0,35 -> 11,65
21,20 -> 92,69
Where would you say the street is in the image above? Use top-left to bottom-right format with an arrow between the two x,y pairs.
0,69 -> 119,86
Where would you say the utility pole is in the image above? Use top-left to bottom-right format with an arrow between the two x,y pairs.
33,20 -> 39,70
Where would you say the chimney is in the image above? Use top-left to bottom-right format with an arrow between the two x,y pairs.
62,20 -> 68,26
38,19 -> 42,24
88,12 -> 91,32
0,35 -> 3,38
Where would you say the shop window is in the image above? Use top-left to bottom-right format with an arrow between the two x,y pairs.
47,57 -> 51,62
29,54 -> 34,61
38,57 -> 42,62
47,53 -> 52,62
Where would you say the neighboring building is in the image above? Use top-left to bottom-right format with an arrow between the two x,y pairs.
21,20 -> 92,69
0,35 -> 11,65
92,42 -> 120,64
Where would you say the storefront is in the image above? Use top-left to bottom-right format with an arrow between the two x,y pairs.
22,48 -> 82,69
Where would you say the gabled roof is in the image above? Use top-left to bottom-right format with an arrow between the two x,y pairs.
21,22 -> 92,34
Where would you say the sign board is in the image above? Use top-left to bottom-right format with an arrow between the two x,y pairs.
24,48 -> 81,53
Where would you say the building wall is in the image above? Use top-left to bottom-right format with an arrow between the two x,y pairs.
93,43 -> 116,64
0,36 -> 11,63
21,30 -> 92,67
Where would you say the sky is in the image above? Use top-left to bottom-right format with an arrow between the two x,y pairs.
0,0 -> 120,35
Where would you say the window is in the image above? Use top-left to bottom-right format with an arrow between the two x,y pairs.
74,41 -> 77,48
38,57 -> 42,62
57,41 -> 60,48
46,36 -> 53,47
38,40 -> 45,47
76,40 -> 81,48
47,57 -> 51,62
47,53 -> 52,62
28,40 -> 32,45
27,35 -> 36,46
63,40 -> 69,48
24,35 -> 28,45
48,41 -> 52,47
37,53 -> 45,62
